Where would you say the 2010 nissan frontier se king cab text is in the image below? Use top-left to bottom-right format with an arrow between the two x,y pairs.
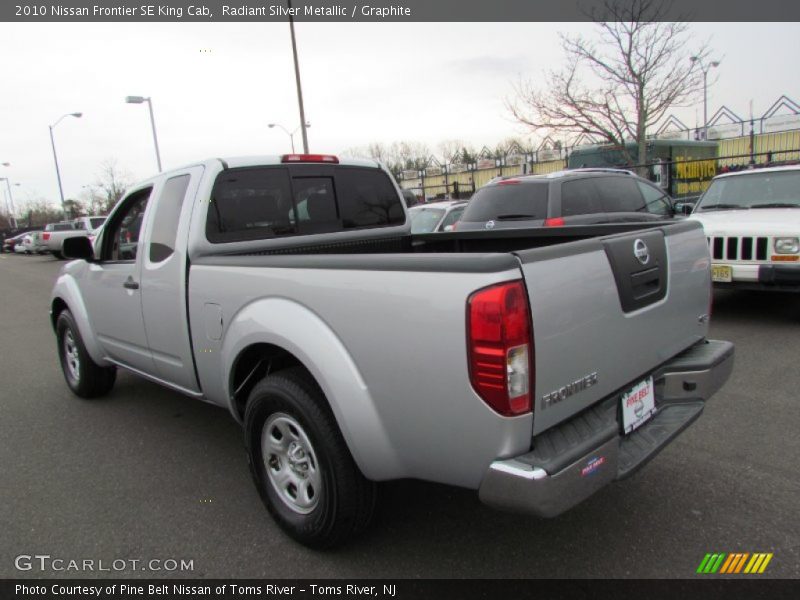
50,154 -> 734,548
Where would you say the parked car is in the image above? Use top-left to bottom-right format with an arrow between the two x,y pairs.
14,235 -> 30,253
51,154 -> 731,548
688,165 -> 800,292
43,216 -> 106,259
3,231 -> 30,252
408,200 -> 467,233
457,168 -> 676,231
20,231 -> 48,254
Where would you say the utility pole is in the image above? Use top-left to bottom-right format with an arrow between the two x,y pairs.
287,0 -> 309,153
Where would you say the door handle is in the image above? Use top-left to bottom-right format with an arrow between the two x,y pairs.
123,277 -> 139,290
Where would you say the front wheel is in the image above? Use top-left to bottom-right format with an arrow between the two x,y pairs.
52,250 -> 63,260
244,368 -> 376,549
56,309 -> 116,398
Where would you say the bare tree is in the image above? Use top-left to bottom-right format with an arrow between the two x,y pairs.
62,198 -> 86,219
508,0 -> 711,168
437,139 -> 467,165
94,159 -> 133,213
19,197 -> 62,228
389,141 -> 430,171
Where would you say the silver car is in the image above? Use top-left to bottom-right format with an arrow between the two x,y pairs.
408,200 -> 467,233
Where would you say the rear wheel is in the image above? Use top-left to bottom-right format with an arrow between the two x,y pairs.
52,251 -> 63,260
244,367 -> 376,549
56,309 -> 116,398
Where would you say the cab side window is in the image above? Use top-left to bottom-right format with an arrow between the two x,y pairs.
595,177 -> 648,213
102,188 -> 152,261
560,179 -> 603,216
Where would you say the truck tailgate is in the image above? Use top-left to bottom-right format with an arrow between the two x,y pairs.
515,221 -> 711,435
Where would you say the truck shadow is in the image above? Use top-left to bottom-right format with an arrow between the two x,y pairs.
711,289 -> 799,324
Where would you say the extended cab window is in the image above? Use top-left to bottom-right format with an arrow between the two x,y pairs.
149,174 -> 191,262
206,166 -> 404,243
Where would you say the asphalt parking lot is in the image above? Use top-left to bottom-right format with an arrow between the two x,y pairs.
1,253 -> 798,579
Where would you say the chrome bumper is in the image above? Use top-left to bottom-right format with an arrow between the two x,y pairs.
478,339 -> 734,517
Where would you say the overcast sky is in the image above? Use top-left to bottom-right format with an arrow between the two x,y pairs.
1,21 -> 799,213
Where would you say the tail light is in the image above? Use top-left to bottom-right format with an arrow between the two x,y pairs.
544,217 -> 565,227
467,280 -> 534,416
281,154 -> 339,164
43,232 -> 50,241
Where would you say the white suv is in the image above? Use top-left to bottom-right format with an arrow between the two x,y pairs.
689,165 -> 800,291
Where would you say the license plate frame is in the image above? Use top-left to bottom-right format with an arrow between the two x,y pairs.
711,265 -> 732,283
621,377 -> 656,435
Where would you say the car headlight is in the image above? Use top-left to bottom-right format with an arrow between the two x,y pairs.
774,237 -> 800,254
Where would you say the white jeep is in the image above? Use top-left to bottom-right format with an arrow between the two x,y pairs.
689,165 -> 800,292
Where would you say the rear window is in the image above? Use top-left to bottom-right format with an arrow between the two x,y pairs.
460,182 -> 549,222
90,217 -> 106,229
206,166 -> 404,243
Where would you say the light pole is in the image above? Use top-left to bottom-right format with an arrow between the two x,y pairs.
690,56 -> 720,140
49,112 -> 83,215
0,175 -> 19,229
287,0 -> 309,153
268,121 -> 311,153
125,95 -> 163,172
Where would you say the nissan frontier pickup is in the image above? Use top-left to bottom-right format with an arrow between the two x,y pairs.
51,154 -> 733,548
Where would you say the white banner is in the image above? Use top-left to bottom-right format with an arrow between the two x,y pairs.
762,114 -> 800,133
538,149 -> 561,161
706,123 -> 744,140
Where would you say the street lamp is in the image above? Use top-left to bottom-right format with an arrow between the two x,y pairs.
690,56 -> 721,140
287,0 -> 309,153
0,177 -> 20,229
125,95 -> 163,172
268,121 -> 311,153
49,112 -> 83,214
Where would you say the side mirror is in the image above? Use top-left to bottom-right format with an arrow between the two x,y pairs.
62,236 -> 95,261
673,202 -> 695,215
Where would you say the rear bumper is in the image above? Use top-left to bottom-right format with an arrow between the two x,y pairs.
478,339 -> 734,517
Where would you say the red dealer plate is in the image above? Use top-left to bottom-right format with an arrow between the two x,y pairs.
621,377 -> 656,434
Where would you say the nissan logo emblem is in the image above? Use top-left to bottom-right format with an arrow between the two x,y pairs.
485,220 -> 496,230
633,239 -> 650,265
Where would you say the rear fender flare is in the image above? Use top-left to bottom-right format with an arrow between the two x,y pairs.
221,297 -> 403,480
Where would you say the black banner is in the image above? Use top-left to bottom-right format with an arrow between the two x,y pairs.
3,0 -> 800,22
2,580 -> 800,600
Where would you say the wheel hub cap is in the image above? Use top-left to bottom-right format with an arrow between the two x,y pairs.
63,330 -> 80,382
262,413 -> 321,514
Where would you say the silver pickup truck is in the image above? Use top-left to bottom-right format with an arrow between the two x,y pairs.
51,154 -> 733,548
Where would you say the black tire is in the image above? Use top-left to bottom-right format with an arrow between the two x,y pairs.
56,309 -> 116,398
244,367 -> 376,549
52,251 -> 63,260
